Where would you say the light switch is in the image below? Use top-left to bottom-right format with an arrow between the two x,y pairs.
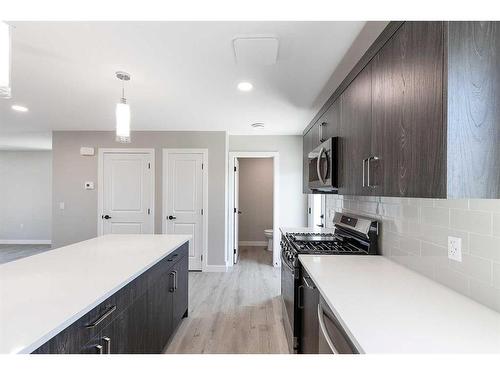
80,147 -> 95,156
84,181 -> 95,190
59,202 -> 65,210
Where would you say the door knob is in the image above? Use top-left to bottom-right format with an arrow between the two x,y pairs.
101,214 -> 112,220
168,215 -> 177,220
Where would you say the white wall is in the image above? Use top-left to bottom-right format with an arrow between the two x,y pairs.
0,151 -> 52,243
229,135 -> 307,232
52,131 -> 227,268
238,158 -> 273,243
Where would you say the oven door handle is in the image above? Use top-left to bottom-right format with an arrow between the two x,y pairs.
316,147 -> 325,185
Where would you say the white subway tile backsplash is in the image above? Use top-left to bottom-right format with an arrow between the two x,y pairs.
469,234 -> 500,262
421,206 -> 449,227
493,263 -> 500,289
493,214 -> 500,237
469,199 -> 500,213
325,194 -> 500,312
450,209 -> 492,235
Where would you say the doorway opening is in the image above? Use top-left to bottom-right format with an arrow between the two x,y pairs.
228,152 -> 280,268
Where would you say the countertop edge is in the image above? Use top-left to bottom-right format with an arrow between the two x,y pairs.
18,237 -> 190,354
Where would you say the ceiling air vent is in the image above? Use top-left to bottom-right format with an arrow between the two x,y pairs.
232,36 -> 279,65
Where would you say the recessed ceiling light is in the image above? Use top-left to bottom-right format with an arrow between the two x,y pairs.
251,122 -> 265,129
12,105 -> 28,112
237,81 -> 253,92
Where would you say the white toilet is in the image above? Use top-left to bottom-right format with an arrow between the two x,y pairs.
264,229 -> 273,252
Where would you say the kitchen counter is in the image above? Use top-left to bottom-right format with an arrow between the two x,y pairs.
299,254 -> 500,353
280,227 -> 334,235
0,234 -> 191,354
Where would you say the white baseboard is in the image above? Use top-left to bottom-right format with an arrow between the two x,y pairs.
239,241 -> 267,247
0,239 -> 52,245
203,264 -> 228,272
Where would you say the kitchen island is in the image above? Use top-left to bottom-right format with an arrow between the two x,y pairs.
0,234 -> 191,354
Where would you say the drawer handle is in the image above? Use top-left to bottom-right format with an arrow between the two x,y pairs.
318,304 -> 339,354
102,336 -> 111,354
95,344 -> 103,354
85,305 -> 117,328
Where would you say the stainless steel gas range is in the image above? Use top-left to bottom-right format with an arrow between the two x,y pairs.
280,212 -> 379,353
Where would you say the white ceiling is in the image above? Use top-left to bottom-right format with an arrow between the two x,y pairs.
0,21 -> 366,148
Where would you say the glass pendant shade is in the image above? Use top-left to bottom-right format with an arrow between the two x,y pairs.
0,22 -> 12,99
115,98 -> 131,143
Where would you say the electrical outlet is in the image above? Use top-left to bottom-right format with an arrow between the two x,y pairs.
448,236 -> 462,262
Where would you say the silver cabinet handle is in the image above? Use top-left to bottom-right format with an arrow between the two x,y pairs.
102,336 -> 111,354
316,147 -> 326,185
362,158 -> 368,187
319,121 -> 327,142
318,304 -> 339,354
85,305 -> 116,328
173,270 -> 178,291
367,156 -> 379,187
95,344 -> 103,354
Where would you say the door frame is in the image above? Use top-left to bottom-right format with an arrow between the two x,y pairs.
97,148 -> 155,236
162,148 -> 208,272
228,151 -> 280,268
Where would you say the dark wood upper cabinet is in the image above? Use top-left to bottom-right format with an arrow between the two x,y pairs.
447,22 -> 500,198
371,21 -> 446,198
303,21 -> 500,198
339,65 -> 373,196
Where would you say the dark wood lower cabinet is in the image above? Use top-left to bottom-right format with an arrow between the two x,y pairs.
32,242 -> 189,354
299,267 -> 319,354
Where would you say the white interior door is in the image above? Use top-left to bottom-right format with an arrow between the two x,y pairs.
165,152 -> 204,270
101,151 -> 154,235
233,158 -> 240,264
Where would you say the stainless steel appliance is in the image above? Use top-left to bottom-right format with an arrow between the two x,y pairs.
318,295 -> 359,354
280,212 -> 378,353
308,137 -> 339,192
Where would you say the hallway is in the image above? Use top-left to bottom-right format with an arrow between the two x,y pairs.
165,246 -> 289,353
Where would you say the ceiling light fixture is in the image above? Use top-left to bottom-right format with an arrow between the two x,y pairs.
237,81 -> 253,92
0,22 -> 12,99
12,104 -> 28,112
251,122 -> 265,129
115,71 -> 131,143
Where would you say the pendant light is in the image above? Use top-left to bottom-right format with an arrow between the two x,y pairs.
0,21 -> 12,99
115,71 -> 131,143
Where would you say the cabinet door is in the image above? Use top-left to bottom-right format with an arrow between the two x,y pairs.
371,21 -> 445,197
321,99 -> 341,140
172,254 -> 189,329
339,65 -> 373,196
299,269 -> 319,354
447,22 -> 500,198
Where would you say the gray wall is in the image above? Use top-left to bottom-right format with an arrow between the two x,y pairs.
52,131 -> 226,266
229,135 -> 307,233
325,195 -> 500,313
0,151 -> 52,242
238,158 -> 273,242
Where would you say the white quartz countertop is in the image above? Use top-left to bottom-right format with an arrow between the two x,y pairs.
0,234 -> 191,354
299,255 -> 500,353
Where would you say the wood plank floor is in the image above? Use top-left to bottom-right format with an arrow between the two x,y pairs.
0,244 -> 52,264
166,246 -> 289,354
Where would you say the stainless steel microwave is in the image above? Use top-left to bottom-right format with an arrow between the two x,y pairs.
308,137 -> 339,192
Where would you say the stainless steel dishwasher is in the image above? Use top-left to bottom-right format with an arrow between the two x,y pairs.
318,295 -> 359,354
